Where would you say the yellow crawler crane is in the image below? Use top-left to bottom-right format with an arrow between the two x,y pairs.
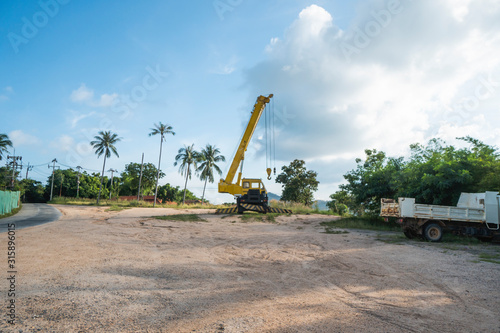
216,94 -> 291,214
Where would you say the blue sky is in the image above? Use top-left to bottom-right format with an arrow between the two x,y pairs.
1,0 -> 500,203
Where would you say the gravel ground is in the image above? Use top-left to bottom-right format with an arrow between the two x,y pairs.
1,205 -> 499,332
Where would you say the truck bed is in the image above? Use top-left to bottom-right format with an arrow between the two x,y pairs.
412,203 -> 485,222
381,197 -> 486,223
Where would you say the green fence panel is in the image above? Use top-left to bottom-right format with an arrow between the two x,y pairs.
0,190 -> 20,215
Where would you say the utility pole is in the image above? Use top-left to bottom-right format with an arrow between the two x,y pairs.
59,173 -> 65,197
7,150 -> 22,190
76,166 -> 82,198
137,153 -> 144,201
23,162 -> 33,202
25,162 -> 33,180
108,168 -> 117,200
48,159 -> 58,201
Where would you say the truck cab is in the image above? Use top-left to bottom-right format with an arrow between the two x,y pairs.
239,178 -> 268,207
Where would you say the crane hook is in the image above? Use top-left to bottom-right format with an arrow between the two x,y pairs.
266,168 -> 272,180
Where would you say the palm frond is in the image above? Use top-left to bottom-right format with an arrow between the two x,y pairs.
91,131 -> 121,160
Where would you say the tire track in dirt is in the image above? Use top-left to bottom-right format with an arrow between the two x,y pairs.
9,206 -> 498,333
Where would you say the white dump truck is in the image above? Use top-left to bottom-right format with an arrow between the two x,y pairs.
380,192 -> 500,242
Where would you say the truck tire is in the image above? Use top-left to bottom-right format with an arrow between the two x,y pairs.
424,223 -> 443,242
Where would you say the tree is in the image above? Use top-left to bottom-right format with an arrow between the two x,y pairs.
0,167 -> 12,189
157,183 -> 201,203
157,183 -> 180,202
338,137 -> 500,215
276,159 -> 319,206
341,149 -> 402,214
119,162 -> 165,197
327,190 -> 356,216
197,144 -> 225,204
174,144 -> 199,204
0,166 -> 21,191
20,179 -> 46,203
78,172 -> 107,199
90,131 -> 121,204
149,122 -> 175,207
0,133 -> 13,161
50,169 -> 77,198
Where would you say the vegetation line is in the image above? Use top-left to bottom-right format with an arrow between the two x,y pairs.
154,214 -> 207,222
0,204 -> 22,220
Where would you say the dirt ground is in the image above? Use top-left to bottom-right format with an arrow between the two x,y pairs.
1,205 -> 499,333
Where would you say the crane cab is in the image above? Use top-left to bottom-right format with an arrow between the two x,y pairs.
238,178 -> 268,213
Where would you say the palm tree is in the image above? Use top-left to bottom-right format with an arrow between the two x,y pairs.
197,144 -> 225,205
90,131 -> 121,204
0,133 -> 13,161
174,144 -> 199,204
149,122 -> 175,207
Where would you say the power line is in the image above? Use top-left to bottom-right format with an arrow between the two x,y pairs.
57,162 -> 74,169
31,168 -> 51,177
58,162 -> 101,172
31,162 -> 53,168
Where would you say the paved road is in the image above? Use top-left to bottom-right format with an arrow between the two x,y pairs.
0,203 -> 61,233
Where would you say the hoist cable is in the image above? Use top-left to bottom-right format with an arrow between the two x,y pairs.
272,98 -> 276,173
265,102 -> 269,170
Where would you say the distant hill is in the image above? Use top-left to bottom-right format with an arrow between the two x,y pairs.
268,192 -> 282,201
268,192 -> 329,211
314,200 -> 329,211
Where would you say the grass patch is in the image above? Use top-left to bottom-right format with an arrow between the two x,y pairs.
324,229 -> 349,235
478,253 -> 500,264
269,200 -> 338,215
48,197 -> 96,206
239,212 -> 264,222
48,196 -> 227,210
376,232 -> 486,246
375,234 -> 408,244
154,214 -> 207,222
320,217 -> 401,232
441,233 -> 481,245
238,212 -> 280,223
106,205 -> 131,212
0,204 -> 22,219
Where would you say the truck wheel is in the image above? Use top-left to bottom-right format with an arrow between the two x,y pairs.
424,223 -> 443,242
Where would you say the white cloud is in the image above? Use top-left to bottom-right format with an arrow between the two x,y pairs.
244,1 -> 500,194
210,56 -> 238,75
68,110 -> 97,128
70,84 -> 94,103
8,130 -> 41,147
97,93 -> 118,107
50,135 -> 75,152
0,86 -> 14,101
70,84 -> 118,107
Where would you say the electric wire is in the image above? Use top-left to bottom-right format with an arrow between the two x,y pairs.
31,162 -> 53,168
57,162 -> 100,173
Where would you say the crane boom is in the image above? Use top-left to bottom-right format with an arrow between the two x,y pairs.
218,94 -> 285,214
223,94 -> 273,186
